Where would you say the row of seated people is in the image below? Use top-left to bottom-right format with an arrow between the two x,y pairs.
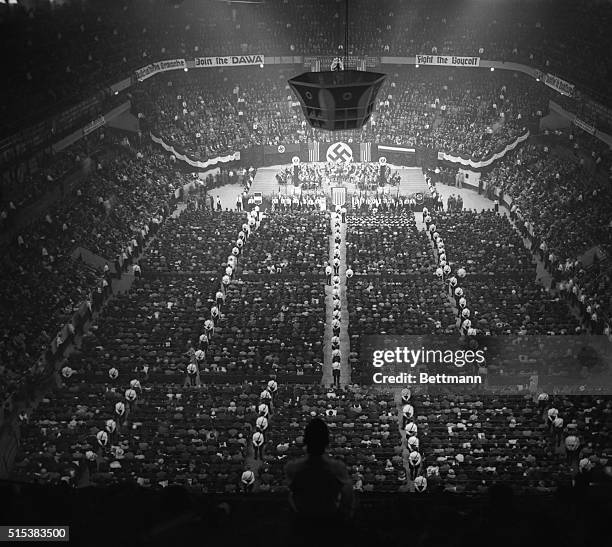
2,0 -> 610,134
12,376 -> 406,493
15,369 -> 610,494
55,206 -> 328,382
72,275 -> 325,382
428,210 -> 580,335
346,212 -> 457,380
13,381 -> 264,491
136,66 -> 548,164
238,212 -> 329,276
408,391 -> 611,493
346,212 -> 436,275
140,211 -> 246,274
261,385 -> 403,493
0,144 -> 188,400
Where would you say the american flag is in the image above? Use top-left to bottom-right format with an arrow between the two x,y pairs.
360,142 -> 371,162
332,186 -> 346,206
308,141 -> 320,162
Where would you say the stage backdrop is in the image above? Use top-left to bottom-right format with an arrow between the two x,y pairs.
149,133 -> 526,172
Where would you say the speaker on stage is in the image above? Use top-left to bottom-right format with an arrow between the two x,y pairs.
288,70 -> 386,131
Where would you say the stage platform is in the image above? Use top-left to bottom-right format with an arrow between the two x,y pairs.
250,164 -> 429,197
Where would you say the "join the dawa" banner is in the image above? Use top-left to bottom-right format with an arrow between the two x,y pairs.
416,55 -> 480,67
194,54 -> 265,68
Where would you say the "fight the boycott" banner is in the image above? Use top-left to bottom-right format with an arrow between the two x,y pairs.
194,54 -> 265,68
416,54 -> 480,67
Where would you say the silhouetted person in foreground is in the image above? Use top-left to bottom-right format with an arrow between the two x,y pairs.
285,418 -> 354,546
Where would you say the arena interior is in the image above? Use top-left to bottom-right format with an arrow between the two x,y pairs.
1,0 -> 612,545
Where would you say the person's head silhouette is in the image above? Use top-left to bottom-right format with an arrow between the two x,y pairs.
303,418 -> 329,456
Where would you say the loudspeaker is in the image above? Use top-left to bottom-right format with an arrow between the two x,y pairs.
288,70 -> 386,131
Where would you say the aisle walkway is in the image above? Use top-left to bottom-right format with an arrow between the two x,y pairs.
322,213 -> 351,388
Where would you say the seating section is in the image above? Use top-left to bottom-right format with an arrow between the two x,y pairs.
431,211 -> 580,335
0,146 -> 189,399
140,211 -> 245,274
409,393 -> 610,493
346,213 -> 457,380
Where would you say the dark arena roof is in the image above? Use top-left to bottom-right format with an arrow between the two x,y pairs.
1,1 -> 612,545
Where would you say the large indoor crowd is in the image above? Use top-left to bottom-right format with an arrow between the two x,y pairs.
135,66 -> 549,164
1,0 -> 612,514
0,140 -> 189,401
2,0 -> 611,138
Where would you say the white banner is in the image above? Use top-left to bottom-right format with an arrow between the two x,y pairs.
437,130 -> 530,169
543,73 -> 575,97
83,116 -> 106,136
194,54 -> 264,68
416,55 -> 480,67
135,59 -> 186,81
573,118 -> 596,135
378,144 -> 416,153
150,133 -> 240,169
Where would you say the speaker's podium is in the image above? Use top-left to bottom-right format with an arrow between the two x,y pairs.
288,70 -> 386,131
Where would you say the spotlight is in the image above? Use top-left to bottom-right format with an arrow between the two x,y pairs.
490,67 -> 495,72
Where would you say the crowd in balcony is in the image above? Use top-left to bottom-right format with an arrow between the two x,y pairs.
2,0 -> 611,137
135,66 -> 549,165
482,139 -> 612,332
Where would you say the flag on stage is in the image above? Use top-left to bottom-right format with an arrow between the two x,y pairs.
331,186 -> 346,207
360,142 -> 371,162
308,141 -> 320,162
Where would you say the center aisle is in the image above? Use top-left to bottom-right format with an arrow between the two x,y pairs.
322,212 -> 351,388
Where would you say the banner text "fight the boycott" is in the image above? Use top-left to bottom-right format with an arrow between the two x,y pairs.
416,55 -> 480,67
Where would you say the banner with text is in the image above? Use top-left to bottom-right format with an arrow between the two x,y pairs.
543,73 -> 575,97
135,59 -> 186,81
573,117 -> 596,135
194,55 -> 265,68
83,116 -> 106,136
416,55 -> 480,67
